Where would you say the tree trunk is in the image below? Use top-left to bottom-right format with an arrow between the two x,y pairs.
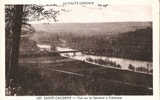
8,5 -> 23,86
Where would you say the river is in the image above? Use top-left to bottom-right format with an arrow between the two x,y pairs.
56,46 -> 152,74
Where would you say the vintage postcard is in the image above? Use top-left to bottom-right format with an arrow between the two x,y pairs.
0,0 -> 159,100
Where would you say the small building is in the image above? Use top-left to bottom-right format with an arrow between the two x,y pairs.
37,44 -> 51,52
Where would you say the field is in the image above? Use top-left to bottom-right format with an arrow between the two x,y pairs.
17,56 -> 152,95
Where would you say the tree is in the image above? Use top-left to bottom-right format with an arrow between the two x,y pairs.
5,4 -> 60,93
128,64 -> 135,71
5,5 -> 23,88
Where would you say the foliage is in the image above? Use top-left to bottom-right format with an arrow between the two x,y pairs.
85,57 -> 121,69
63,27 -> 152,61
23,5 -> 59,22
128,64 -> 135,71
136,67 -> 149,73
5,5 -> 60,37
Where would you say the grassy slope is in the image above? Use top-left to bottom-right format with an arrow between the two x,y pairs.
17,57 -> 152,95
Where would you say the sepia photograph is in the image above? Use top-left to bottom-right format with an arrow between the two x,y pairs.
4,0 -> 154,97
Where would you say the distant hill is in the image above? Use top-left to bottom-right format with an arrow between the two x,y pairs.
31,22 -> 152,36
29,22 -> 152,61
109,27 -> 152,61
64,26 -> 152,61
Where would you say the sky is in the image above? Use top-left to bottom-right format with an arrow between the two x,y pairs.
29,0 -> 152,23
